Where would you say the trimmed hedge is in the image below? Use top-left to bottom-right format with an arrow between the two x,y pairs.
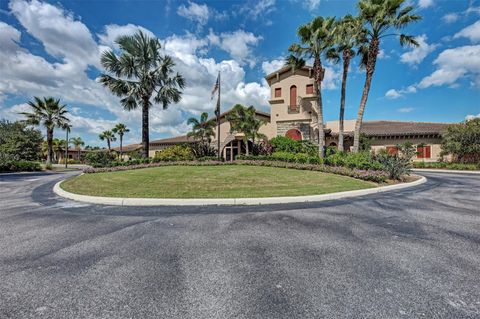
0,160 -> 42,173
82,160 -> 388,183
413,161 -> 480,170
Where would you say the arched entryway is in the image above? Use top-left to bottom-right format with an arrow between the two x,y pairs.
223,139 -> 253,161
285,129 -> 302,141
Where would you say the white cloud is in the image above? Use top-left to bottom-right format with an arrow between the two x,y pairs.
466,113 -> 480,121
98,24 -> 155,47
400,34 -> 438,66
305,0 -> 321,11
418,0 -> 434,9
378,49 -> 390,59
418,45 -> 480,89
385,86 -> 417,99
261,57 -> 285,75
454,20 -> 480,43
385,89 -> 402,99
177,1 -> 210,26
398,107 -> 414,113
211,30 -> 263,67
9,0 -> 101,69
442,13 -> 460,24
239,0 -> 276,21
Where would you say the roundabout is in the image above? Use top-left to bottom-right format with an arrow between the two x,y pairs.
54,165 -> 426,206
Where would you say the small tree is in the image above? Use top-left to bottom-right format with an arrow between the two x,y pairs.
70,137 -> 85,161
441,119 -> 480,163
20,96 -> 70,165
0,119 -> 43,161
226,104 -> 266,156
112,123 -> 129,160
99,130 -> 116,152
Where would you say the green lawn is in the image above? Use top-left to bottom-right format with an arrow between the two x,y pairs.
61,165 -> 376,198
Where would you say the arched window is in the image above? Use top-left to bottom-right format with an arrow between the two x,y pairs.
289,85 -> 297,111
286,129 -> 302,141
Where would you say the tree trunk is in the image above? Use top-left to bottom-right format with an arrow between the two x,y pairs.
120,135 -> 123,161
107,140 -> 111,152
46,128 -> 53,166
141,98 -> 149,158
78,149 -> 81,162
338,49 -> 351,153
314,54 -> 325,158
65,130 -> 68,168
353,37 -> 379,153
245,138 -> 249,156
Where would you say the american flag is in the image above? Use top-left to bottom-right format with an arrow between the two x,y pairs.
211,74 -> 220,100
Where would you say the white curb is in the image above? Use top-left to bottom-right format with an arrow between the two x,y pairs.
412,168 -> 480,175
53,175 -> 427,206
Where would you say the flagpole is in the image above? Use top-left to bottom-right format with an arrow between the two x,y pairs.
217,71 -> 221,160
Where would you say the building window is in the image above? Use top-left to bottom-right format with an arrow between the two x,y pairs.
417,145 -> 431,159
274,88 -> 281,98
386,146 -> 398,156
286,129 -> 302,141
306,84 -> 314,94
289,85 -> 297,111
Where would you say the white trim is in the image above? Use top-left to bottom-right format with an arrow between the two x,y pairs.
53,176 -> 427,206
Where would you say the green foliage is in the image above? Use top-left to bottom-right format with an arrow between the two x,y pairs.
0,119 -> 43,161
84,151 -> 117,168
270,136 -> 317,156
227,104 -> 267,154
190,142 -> 217,158
412,161 -> 480,170
324,151 -> 384,170
58,158 -> 81,164
376,153 -> 410,180
0,158 -> 42,172
153,144 -> 194,161
441,119 -> 480,163
187,112 -> 216,144
359,133 -> 372,151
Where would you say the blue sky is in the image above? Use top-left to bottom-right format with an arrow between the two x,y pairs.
0,0 -> 479,147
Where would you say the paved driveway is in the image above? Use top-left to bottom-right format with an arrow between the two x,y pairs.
0,171 -> 479,318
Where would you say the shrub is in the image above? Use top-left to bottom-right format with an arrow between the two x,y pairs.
190,142 -> 217,158
58,158 -> 81,164
376,152 -> 411,180
324,152 -> 383,171
253,140 -> 273,155
412,161 -> 479,170
153,144 -> 194,161
270,136 -> 317,156
84,151 -> 116,168
0,159 -> 42,172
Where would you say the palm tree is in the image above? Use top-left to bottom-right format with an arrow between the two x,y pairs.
99,130 -> 116,152
69,136 -> 84,161
99,31 -> 185,158
288,16 -> 336,158
226,104 -> 266,156
52,138 -> 65,162
327,15 -> 367,152
352,0 -> 421,152
112,123 -> 129,160
20,97 -> 70,165
63,123 -> 71,168
187,112 -> 216,145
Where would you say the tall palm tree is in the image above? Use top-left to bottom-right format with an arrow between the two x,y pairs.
288,16 -> 336,158
187,112 -> 216,145
20,97 -> 70,165
99,31 -> 185,158
99,130 -> 116,152
112,123 -> 129,160
327,15 -> 367,152
226,104 -> 266,156
352,0 -> 421,152
69,136 -> 84,160
63,123 -> 71,168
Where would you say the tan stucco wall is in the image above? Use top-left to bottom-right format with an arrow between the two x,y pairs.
369,137 -> 444,162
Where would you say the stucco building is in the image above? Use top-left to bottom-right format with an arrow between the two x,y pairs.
121,65 -> 451,162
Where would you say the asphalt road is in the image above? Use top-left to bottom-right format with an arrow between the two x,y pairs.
0,170 -> 479,319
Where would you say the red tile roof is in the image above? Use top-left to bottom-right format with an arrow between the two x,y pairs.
360,121 -> 451,137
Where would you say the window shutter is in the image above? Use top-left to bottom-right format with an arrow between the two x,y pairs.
387,146 -> 398,155
417,146 -> 424,158
274,88 -> 281,97
425,146 -> 431,158
306,84 -> 313,94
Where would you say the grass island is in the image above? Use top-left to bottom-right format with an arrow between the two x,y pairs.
60,165 -> 376,199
